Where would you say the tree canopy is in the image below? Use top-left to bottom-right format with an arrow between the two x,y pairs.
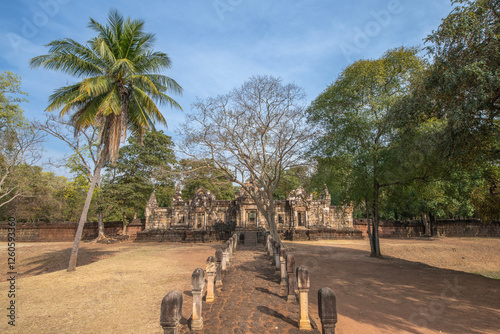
308,47 -> 427,256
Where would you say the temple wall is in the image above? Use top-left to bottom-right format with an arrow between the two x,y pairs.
145,186 -> 354,232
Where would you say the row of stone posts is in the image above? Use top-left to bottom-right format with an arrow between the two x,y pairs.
265,233 -> 338,333
160,233 -> 239,333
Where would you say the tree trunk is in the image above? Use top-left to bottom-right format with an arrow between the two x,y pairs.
429,212 -> 435,237
68,157 -> 104,271
122,212 -> 128,235
422,212 -> 430,236
93,174 -> 105,242
370,181 -> 382,258
365,197 -> 374,251
96,210 -> 105,240
267,196 -> 281,244
255,193 -> 280,244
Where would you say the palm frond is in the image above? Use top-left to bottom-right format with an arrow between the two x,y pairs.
32,9 -> 182,163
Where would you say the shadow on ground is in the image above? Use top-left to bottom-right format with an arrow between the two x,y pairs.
287,242 -> 500,334
14,246 -> 120,279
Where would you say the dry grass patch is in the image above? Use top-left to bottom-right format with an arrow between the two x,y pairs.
0,242 -> 218,333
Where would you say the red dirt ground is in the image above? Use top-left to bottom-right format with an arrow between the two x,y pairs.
0,238 -> 499,333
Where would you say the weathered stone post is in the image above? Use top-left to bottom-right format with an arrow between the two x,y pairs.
228,239 -> 233,259
221,245 -> 228,272
297,266 -> 312,330
225,240 -> 232,266
280,248 -> 287,288
286,254 -> 296,303
318,287 -> 337,334
232,234 -> 238,250
266,235 -> 271,255
274,244 -> 281,274
190,268 -> 205,331
206,256 -> 216,303
215,249 -> 223,286
160,291 -> 183,334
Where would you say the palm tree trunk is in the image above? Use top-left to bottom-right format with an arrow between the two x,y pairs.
95,181 -> 106,241
68,157 -> 104,271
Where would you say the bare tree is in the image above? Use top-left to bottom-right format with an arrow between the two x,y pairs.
34,114 -> 106,240
181,75 -> 315,241
0,123 -> 44,208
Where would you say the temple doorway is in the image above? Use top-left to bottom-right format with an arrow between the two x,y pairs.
248,211 -> 257,227
298,212 -> 305,227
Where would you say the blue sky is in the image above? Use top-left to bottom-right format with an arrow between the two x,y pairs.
0,0 -> 454,177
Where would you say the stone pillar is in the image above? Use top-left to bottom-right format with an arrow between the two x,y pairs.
265,235 -> 270,254
215,249 -> 223,286
226,240 -> 232,266
190,268 -> 205,331
318,287 -> 337,334
274,244 -> 281,274
228,239 -> 234,258
205,257 -> 216,303
160,291 -> 183,334
286,254 -> 296,303
221,245 -> 228,272
280,248 -> 287,288
297,266 -> 312,330
233,233 -> 238,249
204,212 -> 207,230
305,211 -> 309,228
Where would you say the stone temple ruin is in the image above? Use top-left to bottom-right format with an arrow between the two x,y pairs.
144,183 -> 354,233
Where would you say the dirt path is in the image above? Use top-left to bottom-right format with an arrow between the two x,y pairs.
180,246 -> 320,334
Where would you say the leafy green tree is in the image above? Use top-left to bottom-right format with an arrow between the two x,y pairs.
0,71 -> 27,127
422,0 -> 499,165
61,175 -> 91,222
30,10 -> 182,271
273,166 -> 312,200
0,167 -> 68,222
103,130 -> 177,224
394,0 -> 499,220
309,156 -> 354,206
471,167 -> 500,221
308,47 -> 426,257
178,159 -> 235,201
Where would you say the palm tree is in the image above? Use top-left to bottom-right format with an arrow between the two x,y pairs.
30,10 -> 182,271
